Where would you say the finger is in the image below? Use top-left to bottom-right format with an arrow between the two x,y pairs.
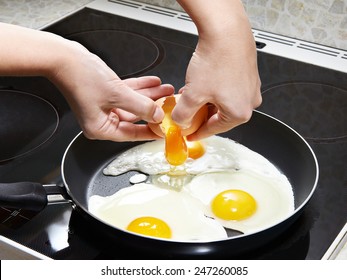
115,79 -> 174,123
186,109 -> 253,141
113,84 -> 165,123
123,76 -> 162,90
185,113 -> 237,141
114,83 -> 174,123
106,122 -> 162,142
137,84 -> 175,100
124,76 -> 174,100
114,108 -> 138,122
171,88 -> 208,128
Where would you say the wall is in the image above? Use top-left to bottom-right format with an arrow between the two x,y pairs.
137,0 -> 347,50
0,0 -> 91,29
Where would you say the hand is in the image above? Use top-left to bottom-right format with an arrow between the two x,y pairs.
0,23 -> 174,142
172,36 -> 262,141
173,0 -> 262,141
50,43 -> 174,141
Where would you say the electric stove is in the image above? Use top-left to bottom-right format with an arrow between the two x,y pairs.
1,0 -> 346,260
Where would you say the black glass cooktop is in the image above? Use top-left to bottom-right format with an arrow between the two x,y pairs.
0,7 -> 346,260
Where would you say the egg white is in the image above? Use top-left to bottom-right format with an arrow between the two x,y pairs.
89,183 -> 228,241
184,170 -> 294,234
103,136 -> 289,177
99,135 -> 295,239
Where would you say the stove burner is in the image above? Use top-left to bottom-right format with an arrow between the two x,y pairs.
259,83 -> 347,143
67,30 -> 163,78
0,90 -> 59,162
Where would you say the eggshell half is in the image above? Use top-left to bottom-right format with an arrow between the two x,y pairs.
148,94 -> 208,137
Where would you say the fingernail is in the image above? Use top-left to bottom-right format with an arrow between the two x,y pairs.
153,106 -> 164,123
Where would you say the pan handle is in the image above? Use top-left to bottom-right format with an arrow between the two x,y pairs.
0,182 -> 48,211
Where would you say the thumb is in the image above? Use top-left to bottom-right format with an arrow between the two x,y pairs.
171,88 -> 204,129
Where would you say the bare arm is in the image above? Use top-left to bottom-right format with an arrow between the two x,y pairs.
0,23 -> 174,141
173,0 -> 262,140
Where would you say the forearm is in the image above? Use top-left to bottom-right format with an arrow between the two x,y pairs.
177,0 -> 251,40
0,22 -> 78,78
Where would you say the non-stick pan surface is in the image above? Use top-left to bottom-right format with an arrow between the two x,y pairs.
61,110 -> 319,258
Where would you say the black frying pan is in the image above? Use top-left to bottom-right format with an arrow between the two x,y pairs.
0,111 -> 319,258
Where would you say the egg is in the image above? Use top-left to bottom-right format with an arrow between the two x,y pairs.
148,94 -> 208,166
103,136 -> 280,176
148,94 -> 208,137
100,135 -> 295,240
103,139 -> 170,176
88,183 -> 228,241
184,170 -> 294,234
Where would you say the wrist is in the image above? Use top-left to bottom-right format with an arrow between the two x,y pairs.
46,37 -> 85,80
179,0 -> 251,41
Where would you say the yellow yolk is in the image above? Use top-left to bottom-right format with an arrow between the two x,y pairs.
211,189 -> 257,221
158,96 -> 205,165
165,126 -> 188,166
161,96 -> 188,166
187,140 -> 205,159
126,216 -> 172,239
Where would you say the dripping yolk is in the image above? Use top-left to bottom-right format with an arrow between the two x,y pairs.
165,126 -> 188,166
187,140 -> 205,159
126,216 -> 172,239
211,189 -> 257,221
161,96 -> 188,166
159,96 -> 205,165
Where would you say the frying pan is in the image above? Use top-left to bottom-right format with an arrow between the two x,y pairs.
0,111 -> 319,258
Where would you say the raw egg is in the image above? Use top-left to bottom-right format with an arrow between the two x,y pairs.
148,95 -> 207,166
187,140 -> 205,159
148,94 -> 208,137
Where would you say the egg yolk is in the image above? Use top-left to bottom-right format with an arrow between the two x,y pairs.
161,96 -> 188,166
160,96 -> 205,165
165,126 -> 188,166
187,140 -> 205,159
126,216 -> 172,239
211,189 -> 257,221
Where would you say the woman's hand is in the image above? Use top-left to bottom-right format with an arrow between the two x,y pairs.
173,0 -> 262,141
51,43 -> 174,141
0,23 -> 174,142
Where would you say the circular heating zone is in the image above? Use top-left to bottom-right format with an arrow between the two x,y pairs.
0,90 -> 59,162
259,83 -> 347,143
67,30 -> 162,78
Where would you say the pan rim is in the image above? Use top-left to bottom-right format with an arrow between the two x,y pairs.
61,110 -> 319,244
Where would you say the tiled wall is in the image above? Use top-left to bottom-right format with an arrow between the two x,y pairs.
1,0 -> 345,50
0,0 -> 91,29
137,0 -> 347,50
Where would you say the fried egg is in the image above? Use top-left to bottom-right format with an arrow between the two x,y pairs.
184,170 -> 294,234
88,183 -> 228,241
97,135 -> 295,240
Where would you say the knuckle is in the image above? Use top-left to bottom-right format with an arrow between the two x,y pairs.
255,91 -> 263,108
82,129 -> 98,140
218,106 -> 253,127
235,107 -> 254,124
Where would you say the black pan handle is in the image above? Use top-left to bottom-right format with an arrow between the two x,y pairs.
0,182 -> 47,211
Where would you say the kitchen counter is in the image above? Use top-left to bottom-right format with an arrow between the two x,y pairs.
0,0 -> 92,29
